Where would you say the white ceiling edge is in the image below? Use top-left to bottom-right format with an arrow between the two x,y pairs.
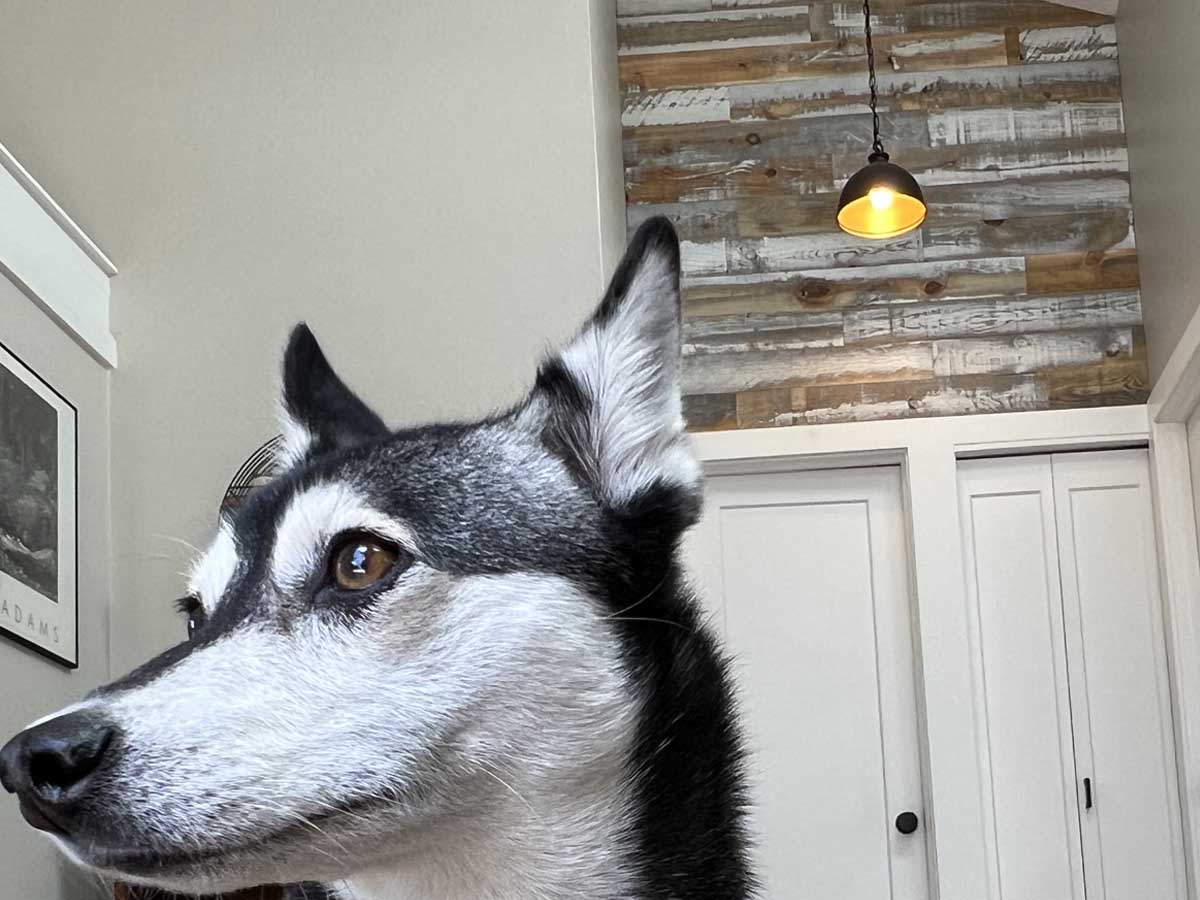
1049,0 -> 1118,15
0,141 -> 118,368
0,143 -> 116,276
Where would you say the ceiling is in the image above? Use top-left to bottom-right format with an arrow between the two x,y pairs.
1051,0 -> 1118,13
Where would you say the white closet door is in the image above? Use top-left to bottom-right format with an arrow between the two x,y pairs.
957,456 -> 1085,900
1051,449 -> 1187,900
687,466 -> 929,900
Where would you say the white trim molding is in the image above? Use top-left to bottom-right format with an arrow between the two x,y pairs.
690,403 -> 1200,900
1151,301 -> 1200,425
1148,299 -> 1200,900
0,142 -> 117,367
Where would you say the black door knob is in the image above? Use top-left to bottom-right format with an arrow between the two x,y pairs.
895,811 -> 920,835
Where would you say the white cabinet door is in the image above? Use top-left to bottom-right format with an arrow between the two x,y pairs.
957,456 -> 1085,900
687,466 -> 929,900
1051,450 -> 1187,900
958,450 -> 1186,900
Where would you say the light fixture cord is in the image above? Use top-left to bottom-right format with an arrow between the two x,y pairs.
863,0 -> 885,158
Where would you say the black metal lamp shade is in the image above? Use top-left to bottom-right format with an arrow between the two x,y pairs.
836,152 -> 927,240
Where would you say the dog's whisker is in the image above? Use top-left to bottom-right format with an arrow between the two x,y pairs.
477,762 -> 538,816
149,533 -> 204,556
603,573 -> 670,622
608,615 -> 693,632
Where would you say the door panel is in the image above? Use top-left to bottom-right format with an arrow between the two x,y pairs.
957,457 -> 1085,900
687,466 -> 929,900
1052,450 -> 1187,900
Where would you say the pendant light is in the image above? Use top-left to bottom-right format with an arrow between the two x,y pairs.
836,0 -> 927,239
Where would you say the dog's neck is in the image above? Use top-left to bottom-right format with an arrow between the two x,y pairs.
333,760 -> 636,900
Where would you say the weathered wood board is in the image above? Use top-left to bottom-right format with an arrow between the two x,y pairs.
620,0 -> 1148,429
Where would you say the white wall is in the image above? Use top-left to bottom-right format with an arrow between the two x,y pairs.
0,0 -> 623,676
1118,0 -> 1200,382
0,272 -> 111,899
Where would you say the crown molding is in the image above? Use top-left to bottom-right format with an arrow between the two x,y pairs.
1050,0 -> 1118,15
0,142 -> 117,368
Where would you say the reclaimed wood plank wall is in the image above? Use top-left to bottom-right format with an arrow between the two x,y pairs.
618,0 -> 1147,429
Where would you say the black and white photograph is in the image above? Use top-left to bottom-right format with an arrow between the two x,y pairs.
0,353 -> 59,601
0,341 -> 76,667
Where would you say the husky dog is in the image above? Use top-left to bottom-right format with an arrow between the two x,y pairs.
0,218 -> 752,900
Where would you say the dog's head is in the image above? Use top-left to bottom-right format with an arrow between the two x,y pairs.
0,219 -> 700,893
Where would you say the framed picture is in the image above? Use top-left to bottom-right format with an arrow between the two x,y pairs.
0,340 -> 77,667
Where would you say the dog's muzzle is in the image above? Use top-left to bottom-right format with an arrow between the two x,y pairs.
0,710 -> 117,838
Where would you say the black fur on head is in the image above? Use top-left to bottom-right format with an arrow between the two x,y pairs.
280,322 -> 389,462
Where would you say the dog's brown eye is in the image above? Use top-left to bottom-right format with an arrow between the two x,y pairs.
331,537 -> 400,591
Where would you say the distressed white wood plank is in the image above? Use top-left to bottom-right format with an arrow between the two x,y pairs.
927,102 -> 1125,147
618,0 -> 798,9
724,232 -> 923,273
685,333 -> 845,352
726,59 -> 1120,120
899,147 -> 1129,186
850,291 -> 1142,343
619,4 -> 806,23
920,175 -> 1131,216
789,379 -> 1047,425
714,0 -> 801,6
618,0 -> 713,15
684,255 -> 1026,294
681,238 -> 730,275
828,1 -> 904,35
828,1 -> 1111,34
888,30 -> 1008,66
618,5 -> 811,55
620,33 -> 815,54
623,112 -> 922,171
932,329 -> 1133,377
684,310 -> 845,352
683,341 -> 935,394
923,209 -> 1135,262
685,309 -> 844,337
1020,23 -> 1117,63
622,87 -> 732,126
830,150 -> 1128,190
844,307 -> 894,343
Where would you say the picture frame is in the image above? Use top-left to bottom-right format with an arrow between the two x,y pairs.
0,339 -> 77,668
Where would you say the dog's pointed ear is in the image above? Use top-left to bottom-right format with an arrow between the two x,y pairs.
277,324 -> 388,467
533,216 -> 699,510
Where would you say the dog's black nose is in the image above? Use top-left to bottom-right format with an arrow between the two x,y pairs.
0,711 -> 115,834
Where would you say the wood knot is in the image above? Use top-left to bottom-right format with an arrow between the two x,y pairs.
795,279 -> 831,304
923,280 -> 944,296
983,218 -> 1007,227
764,166 -> 778,178
745,132 -> 762,145
907,398 -> 920,410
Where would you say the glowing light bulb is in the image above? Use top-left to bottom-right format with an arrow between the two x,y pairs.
868,186 -> 895,210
